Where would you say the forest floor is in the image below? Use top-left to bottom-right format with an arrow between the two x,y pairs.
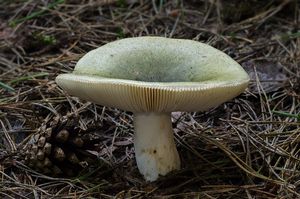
0,0 -> 299,198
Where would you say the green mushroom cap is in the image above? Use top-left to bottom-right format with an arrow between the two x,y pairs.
56,36 -> 249,112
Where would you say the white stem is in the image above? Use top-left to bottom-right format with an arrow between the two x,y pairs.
134,112 -> 180,181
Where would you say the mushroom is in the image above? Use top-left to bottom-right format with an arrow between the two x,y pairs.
56,36 -> 249,181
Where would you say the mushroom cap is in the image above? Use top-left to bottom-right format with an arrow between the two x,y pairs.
56,37 -> 249,113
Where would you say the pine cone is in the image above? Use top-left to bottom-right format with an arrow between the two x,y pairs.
23,114 -> 98,176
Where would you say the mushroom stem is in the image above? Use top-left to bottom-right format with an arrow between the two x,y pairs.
134,112 -> 180,181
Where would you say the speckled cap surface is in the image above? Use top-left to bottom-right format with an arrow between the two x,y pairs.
56,36 -> 249,112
